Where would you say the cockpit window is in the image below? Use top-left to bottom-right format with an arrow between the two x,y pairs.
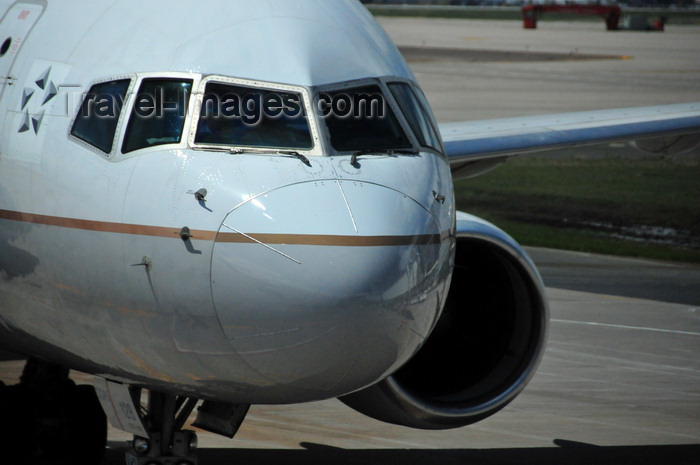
194,83 -> 313,150
388,82 -> 442,152
71,79 -> 130,153
317,85 -> 411,152
122,79 -> 193,154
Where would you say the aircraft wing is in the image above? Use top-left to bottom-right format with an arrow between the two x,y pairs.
441,102 -> 700,180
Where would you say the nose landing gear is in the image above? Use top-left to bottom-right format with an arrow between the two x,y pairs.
123,389 -> 250,465
125,391 -> 200,465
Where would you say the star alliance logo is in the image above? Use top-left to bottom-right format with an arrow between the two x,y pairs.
7,60 -> 72,163
18,65 -> 58,134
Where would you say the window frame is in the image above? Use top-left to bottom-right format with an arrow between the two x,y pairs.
68,72 -> 203,160
67,73 -> 440,161
310,77 -> 421,156
189,75 -> 323,157
118,72 -> 202,158
387,80 -> 444,156
409,83 -> 445,156
68,76 -> 135,159
121,77 -> 195,155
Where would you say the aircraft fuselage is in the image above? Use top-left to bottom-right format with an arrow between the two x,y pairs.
0,0 -> 455,404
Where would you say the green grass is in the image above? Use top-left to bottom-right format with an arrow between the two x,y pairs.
454,155 -> 700,263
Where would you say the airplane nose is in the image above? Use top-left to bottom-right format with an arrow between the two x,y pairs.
210,180 -> 447,400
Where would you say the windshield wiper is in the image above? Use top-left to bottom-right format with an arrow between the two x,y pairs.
279,150 -> 311,167
226,147 -> 311,166
350,148 -> 419,166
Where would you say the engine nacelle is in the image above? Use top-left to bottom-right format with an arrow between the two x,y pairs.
339,212 -> 548,429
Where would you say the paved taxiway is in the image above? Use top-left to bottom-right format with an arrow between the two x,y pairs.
1,16 -> 699,465
383,17 -> 700,120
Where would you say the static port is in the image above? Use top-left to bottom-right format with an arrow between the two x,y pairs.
0,38 -> 11,57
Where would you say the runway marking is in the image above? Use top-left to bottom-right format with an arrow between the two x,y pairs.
543,347 -> 700,378
552,318 -> 700,337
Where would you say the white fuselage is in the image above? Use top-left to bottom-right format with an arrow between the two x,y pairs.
0,0 -> 455,403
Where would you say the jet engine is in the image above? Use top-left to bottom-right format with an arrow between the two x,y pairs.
340,212 -> 548,429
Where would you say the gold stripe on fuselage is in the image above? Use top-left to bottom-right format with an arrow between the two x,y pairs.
0,209 -> 444,247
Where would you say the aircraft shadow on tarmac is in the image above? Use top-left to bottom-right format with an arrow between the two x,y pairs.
101,440 -> 699,465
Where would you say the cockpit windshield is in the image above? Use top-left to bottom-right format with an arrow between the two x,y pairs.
194,82 -> 313,150
122,78 -> 192,154
388,82 -> 442,152
70,72 -> 439,159
316,85 -> 412,152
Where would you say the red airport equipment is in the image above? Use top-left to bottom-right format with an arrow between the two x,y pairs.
522,4 -> 622,31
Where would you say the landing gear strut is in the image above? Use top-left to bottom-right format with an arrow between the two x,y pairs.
0,358 -> 107,465
126,390 -> 200,465
124,389 -> 250,465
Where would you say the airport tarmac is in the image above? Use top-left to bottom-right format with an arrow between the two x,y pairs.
1,16 -> 698,465
380,17 -> 700,120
